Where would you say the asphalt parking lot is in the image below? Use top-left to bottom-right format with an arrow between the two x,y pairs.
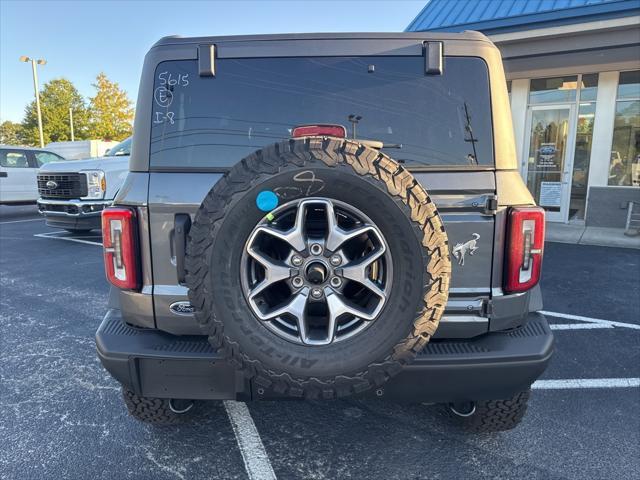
1,204 -> 638,480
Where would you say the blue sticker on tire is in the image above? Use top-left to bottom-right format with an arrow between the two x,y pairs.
256,190 -> 279,212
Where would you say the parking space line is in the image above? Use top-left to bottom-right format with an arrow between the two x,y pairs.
34,231 -> 102,247
550,323 -> 613,330
542,310 -> 640,330
0,218 -> 43,224
224,400 -> 277,480
533,378 -> 640,389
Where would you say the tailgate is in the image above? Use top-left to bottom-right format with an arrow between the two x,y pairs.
147,170 -> 497,338
414,171 -> 496,338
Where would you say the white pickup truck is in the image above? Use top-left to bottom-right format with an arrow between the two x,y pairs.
37,137 -> 131,232
0,146 -> 67,204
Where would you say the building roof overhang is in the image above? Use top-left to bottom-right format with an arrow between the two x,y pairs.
490,16 -> 640,78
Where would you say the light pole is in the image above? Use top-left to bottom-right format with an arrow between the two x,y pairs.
348,114 -> 362,139
69,108 -> 75,141
20,56 -> 46,148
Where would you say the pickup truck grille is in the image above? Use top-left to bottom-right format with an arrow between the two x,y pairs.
38,173 -> 87,199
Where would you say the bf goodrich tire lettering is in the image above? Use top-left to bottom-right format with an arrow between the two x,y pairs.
185,137 -> 451,398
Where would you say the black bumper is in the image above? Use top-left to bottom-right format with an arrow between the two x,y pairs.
43,215 -> 101,231
96,309 -> 554,402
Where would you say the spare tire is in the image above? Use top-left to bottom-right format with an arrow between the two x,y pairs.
185,137 -> 450,399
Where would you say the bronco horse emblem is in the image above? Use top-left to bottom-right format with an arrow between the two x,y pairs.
452,233 -> 480,266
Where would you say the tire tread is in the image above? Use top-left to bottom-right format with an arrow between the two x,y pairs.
121,388 -> 189,425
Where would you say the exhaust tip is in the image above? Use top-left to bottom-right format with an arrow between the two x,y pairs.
169,399 -> 194,414
448,402 -> 476,417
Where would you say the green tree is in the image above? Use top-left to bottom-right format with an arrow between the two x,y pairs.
21,78 -> 89,145
88,73 -> 134,141
0,121 -> 25,145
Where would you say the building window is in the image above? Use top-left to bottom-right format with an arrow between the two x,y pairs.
529,76 -> 577,104
578,73 -> 599,102
609,70 -> 640,187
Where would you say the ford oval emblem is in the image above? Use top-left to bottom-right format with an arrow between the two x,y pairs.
169,301 -> 195,316
46,180 -> 58,189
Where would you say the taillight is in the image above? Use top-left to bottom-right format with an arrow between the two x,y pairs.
101,207 -> 140,290
505,206 -> 545,293
292,124 -> 346,138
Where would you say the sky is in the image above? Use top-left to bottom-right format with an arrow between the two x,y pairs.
0,0 -> 426,123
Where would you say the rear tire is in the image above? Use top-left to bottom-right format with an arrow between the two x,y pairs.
444,389 -> 531,432
122,387 -> 195,425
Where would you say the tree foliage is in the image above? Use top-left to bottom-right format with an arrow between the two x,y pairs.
0,121 -> 25,145
21,78 -> 89,145
88,73 -> 134,141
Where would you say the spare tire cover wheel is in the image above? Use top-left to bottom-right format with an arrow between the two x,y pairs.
185,137 -> 451,398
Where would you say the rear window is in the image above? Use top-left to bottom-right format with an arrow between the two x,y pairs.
150,56 -> 493,169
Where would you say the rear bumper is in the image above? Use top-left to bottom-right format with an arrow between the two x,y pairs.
96,309 -> 554,402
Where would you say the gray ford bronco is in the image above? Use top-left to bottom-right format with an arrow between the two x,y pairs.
96,32 -> 554,432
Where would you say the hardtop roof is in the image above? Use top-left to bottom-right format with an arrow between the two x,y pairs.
152,31 -> 491,49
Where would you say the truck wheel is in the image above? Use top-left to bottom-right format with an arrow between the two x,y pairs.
186,137 -> 451,399
444,389 -> 531,432
122,387 -> 195,425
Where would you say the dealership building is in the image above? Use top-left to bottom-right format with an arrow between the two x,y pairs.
407,0 -> 640,226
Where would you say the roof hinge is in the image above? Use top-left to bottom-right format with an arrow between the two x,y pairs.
198,44 -> 216,77
423,41 -> 443,75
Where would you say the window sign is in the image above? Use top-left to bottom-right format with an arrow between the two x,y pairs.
539,181 -> 562,207
535,143 -> 559,168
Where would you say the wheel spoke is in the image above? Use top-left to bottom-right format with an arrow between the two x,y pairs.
253,225 -> 306,253
253,288 -> 309,321
360,278 -> 385,298
340,246 -> 387,299
325,287 -> 377,322
262,289 -> 314,345
247,247 -> 292,298
326,224 -> 376,252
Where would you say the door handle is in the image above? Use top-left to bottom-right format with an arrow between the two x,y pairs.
0,172 -> 7,178
173,214 -> 192,284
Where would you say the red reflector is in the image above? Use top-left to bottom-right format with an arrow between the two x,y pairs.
504,206 -> 545,293
292,124 -> 346,138
101,207 -> 140,290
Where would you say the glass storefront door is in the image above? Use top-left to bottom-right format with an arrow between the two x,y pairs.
523,105 -> 577,222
